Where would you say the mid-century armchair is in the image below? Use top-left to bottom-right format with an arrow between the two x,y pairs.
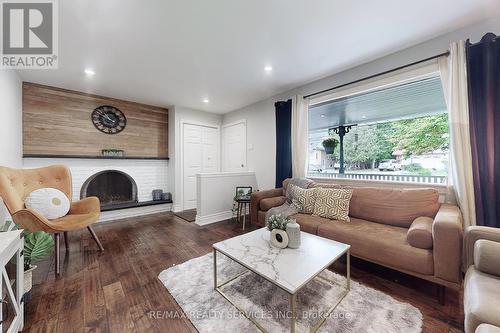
464,226 -> 500,333
0,165 -> 104,275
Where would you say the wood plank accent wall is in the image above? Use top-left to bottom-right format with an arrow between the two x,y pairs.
23,82 -> 169,158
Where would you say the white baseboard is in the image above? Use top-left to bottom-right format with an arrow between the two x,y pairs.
98,203 -> 172,223
172,204 -> 182,213
195,210 -> 233,226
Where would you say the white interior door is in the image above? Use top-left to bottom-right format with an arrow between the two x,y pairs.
222,121 -> 247,172
183,123 -> 219,210
202,127 -> 219,173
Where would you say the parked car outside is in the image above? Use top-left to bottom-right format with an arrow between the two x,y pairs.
378,159 -> 402,171
309,164 -> 323,172
334,162 -> 340,170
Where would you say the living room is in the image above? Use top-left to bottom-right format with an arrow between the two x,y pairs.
1,1 -> 500,332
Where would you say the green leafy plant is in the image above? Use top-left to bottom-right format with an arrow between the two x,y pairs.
1,220 -> 54,270
231,195 -> 239,222
403,163 -> 432,176
266,214 -> 291,231
322,138 -> 339,155
23,231 -> 54,270
0,219 -> 15,232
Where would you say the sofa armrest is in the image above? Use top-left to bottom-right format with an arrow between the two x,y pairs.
432,203 -> 463,284
464,226 -> 500,269
250,188 -> 284,225
474,240 -> 500,276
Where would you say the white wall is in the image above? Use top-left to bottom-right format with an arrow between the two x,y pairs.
223,99 -> 276,190
23,158 -> 168,202
168,105 -> 222,211
23,157 -> 170,222
195,171 -> 257,225
222,15 -> 500,191
0,70 -> 22,168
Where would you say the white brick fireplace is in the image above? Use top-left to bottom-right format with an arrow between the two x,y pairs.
23,158 -> 171,222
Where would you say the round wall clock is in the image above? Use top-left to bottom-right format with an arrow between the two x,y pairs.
91,105 -> 127,134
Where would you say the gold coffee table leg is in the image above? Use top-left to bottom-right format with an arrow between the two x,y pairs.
213,248 -> 217,289
290,293 -> 297,333
213,249 -> 350,333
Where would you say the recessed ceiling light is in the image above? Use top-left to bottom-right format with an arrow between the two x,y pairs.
320,114 -> 325,118
361,115 -> 367,119
264,65 -> 273,72
84,69 -> 95,76
203,98 -> 210,103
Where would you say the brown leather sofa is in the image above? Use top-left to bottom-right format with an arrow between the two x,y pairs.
464,226 -> 500,333
250,179 -> 463,296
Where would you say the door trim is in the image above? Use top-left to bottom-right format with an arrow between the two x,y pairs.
179,120 -> 220,211
222,119 -> 247,172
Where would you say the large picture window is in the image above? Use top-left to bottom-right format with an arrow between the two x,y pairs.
307,71 -> 449,184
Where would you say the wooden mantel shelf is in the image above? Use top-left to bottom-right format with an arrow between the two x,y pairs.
23,154 -> 169,160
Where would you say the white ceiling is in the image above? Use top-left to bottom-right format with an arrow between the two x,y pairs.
17,0 -> 500,113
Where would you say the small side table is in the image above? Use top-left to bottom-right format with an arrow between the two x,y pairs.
235,197 -> 251,230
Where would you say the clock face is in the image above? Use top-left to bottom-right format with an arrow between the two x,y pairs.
91,105 -> 126,134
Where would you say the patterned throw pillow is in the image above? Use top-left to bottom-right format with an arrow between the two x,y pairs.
313,187 -> 353,222
288,185 -> 317,214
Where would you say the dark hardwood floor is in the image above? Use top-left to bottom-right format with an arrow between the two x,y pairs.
23,213 -> 464,333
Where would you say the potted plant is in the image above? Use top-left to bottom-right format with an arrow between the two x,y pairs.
322,137 -> 339,155
266,214 -> 290,231
267,215 -> 292,248
1,219 -> 53,297
23,231 -> 54,294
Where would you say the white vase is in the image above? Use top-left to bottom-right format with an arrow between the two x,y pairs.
270,229 -> 289,249
286,220 -> 301,249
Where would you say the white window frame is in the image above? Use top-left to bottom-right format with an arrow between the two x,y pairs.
309,59 -> 440,106
306,59 -> 448,191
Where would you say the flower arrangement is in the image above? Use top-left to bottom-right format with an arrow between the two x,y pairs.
266,214 -> 291,231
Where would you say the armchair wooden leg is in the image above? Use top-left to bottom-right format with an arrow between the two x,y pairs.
63,232 -> 69,251
54,233 -> 60,276
87,226 -> 104,251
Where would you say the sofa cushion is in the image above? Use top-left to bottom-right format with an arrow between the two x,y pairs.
259,196 -> 286,211
407,217 -> 433,249
349,187 -> 440,228
474,240 -> 500,277
288,185 -> 317,214
313,188 -> 352,222
290,213 -> 329,234
317,217 -> 434,275
476,324 -> 500,333
465,267 -> 500,333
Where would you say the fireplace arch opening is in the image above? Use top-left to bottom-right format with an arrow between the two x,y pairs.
80,170 -> 138,210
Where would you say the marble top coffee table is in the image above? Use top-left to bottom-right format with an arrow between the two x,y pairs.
213,227 -> 350,333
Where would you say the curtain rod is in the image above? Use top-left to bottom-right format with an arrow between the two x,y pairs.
303,51 -> 450,99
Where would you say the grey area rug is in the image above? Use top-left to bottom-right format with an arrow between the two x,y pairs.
158,253 -> 422,333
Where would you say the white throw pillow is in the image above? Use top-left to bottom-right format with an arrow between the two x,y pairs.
25,188 -> 70,220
